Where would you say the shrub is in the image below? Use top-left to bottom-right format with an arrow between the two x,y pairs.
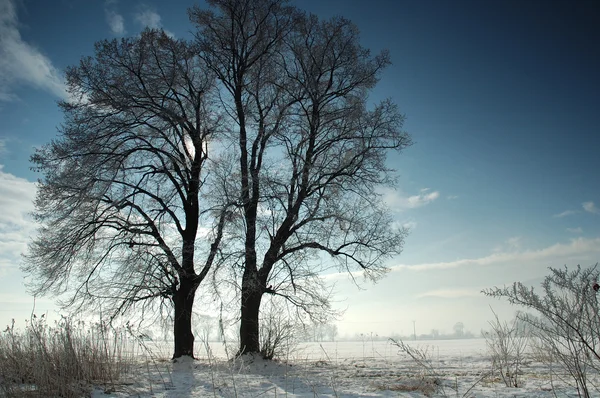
259,301 -> 298,360
484,264 -> 600,397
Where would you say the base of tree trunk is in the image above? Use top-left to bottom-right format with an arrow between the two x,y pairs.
239,290 -> 263,356
172,284 -> 197,359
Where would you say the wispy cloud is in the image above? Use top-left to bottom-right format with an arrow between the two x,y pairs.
553,209 -> 577,218
407,190 -> 440,207
0,165 -> 37,273
391,237 -> 600,272
447,195 -> 459,200
0,165 -> 36,228
566,227 -> 583,234
492,236 -> 522,253
583,201 -> 600,215
382,188 -> 440,211
553,202 -> 600,218
104,0 -> 126,35
135,9 -> 161,29
0,0 -> 67,101
504,236 -> 522,251
402,221 -> 418,230
134,6 -> 174,37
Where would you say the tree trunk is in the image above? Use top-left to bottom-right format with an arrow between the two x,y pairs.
239,273 -> 263,355
172,279 -> 196,359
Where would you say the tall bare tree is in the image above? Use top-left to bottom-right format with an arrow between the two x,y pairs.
23,30 -> 227,358
191,0 -> 411,355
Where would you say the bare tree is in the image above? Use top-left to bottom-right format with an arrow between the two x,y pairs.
484,264 -> 600,397
190,0 -> 411,356
258,297 -> 300,359
23,30 -> 228,359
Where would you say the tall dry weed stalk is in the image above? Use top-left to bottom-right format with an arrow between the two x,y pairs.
483,309 -> 529,388
0,315 -> 135,397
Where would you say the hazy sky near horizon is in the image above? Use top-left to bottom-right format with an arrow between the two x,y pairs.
0,0 -> 599,338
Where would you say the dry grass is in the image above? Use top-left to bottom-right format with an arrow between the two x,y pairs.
376,376 -> 439,396
0,315 -> 136,397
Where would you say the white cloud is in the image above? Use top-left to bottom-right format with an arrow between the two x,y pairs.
391,237 -> 600,273
583,201 -> 600,215
322,233 -> 600,337
0,0 -> 67,101
492,236 -> 522,253
382,188 -> 440,210
0,165 -> 36,228
553,209 -> 577,218
134,7 -> 174,38
553,202 -> 600,217
447,195 -> 459,200
567,227 -> 583,234
408,190 -> 440,207
135,9 -> 162,29
402,221 -> 418,230
104,0 -> 126,35
0,165 -> 37,273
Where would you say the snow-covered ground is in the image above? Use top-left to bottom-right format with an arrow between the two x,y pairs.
92,338 -> 594,397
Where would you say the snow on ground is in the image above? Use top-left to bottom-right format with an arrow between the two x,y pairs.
92,339 -> 594,397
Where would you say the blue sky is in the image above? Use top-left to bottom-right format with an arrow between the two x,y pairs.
0,0 -> 599,338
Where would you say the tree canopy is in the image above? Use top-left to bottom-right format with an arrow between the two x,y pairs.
24,0 -> 411,359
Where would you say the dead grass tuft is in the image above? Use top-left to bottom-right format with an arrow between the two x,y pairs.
0,315 -> 136,397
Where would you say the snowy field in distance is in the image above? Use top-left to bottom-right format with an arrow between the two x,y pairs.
93,338 -> 594,397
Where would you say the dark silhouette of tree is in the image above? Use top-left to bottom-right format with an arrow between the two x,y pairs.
190,0 -> 411,356
23,30 -> 229,359
25,0 -> 411,360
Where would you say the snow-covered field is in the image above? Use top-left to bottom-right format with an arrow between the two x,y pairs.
92,338 -> 593,397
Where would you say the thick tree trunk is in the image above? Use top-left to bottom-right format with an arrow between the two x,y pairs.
239,273 -> 263,355
172,280 -> 196,359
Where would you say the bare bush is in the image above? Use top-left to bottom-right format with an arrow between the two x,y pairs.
484,264 -> 600,397
483,309 -> 529,388
259,301 -> 299,360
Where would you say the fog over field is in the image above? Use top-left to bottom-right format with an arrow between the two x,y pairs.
81,338 -> 590,397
